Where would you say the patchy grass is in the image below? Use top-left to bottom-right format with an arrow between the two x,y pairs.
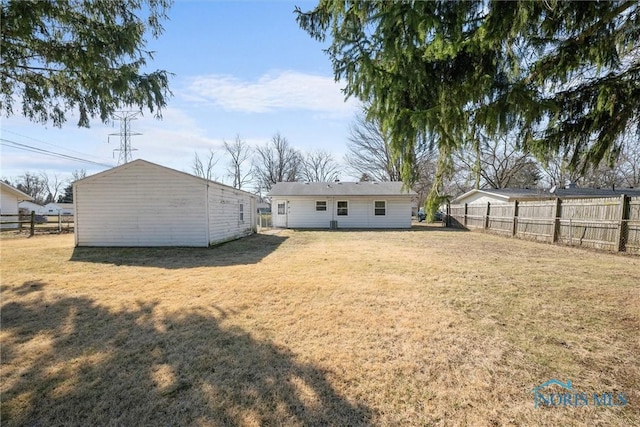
1,227 -> 638,426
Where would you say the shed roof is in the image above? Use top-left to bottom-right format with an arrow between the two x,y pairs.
74,159 -> 256,198
268,181 -> 416,197
1,182 -> 34,201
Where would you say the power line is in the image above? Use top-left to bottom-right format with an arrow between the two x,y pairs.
0,138 -> 114,168
1,128 -> 108,162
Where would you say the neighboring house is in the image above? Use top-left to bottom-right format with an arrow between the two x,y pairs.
73,159 -> 256,247
257,202 -> 271,214
43,202 -> 74,215
451,187 -> 640,205
268,181 -> 415,229
18,200 -> 45,215
1,182 -> 33,230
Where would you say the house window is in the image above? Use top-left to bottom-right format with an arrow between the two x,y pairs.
239,203 -> 244,222
337,201 -> 348,216
277,203 -> 285,215
316,201 -> 327,211
374,200 -> 386,216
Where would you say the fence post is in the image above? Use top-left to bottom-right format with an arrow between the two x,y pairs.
552,198 -> 561,243
615,194 -> 630,252
485,202 -> 491,230
512,200 -> 519,236
58,213 -> 62,232
464,203 -> 468,227
30,211 -> 35,236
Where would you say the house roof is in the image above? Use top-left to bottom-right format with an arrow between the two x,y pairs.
74,159 -> 256,198
268,181 -> 416,197
19,201 -> 44,207
1,182 -> 34,201
452,187 -> 640,204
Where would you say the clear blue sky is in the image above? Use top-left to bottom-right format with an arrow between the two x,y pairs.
0,1 -> 361,187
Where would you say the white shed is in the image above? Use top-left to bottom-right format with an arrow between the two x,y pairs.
73,159 -> 256,247
1,182 -> 33,230
268,181 -> 415,229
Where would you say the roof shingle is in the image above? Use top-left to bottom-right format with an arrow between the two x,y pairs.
268,181 -> 415,197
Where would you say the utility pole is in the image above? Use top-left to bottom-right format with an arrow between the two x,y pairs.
109,111 -> 141,164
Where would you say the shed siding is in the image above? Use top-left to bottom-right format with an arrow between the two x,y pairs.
207,186 -> 255,244
284,196 -> 411,228
76,163 -> 208,246
0,190 -> 19,229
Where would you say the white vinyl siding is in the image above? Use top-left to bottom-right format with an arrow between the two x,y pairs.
207,187 -> 254,245
0,190 -> 20,230
279,196 -> 411,229
74,160 -> 255,247
75,163 -> 208,246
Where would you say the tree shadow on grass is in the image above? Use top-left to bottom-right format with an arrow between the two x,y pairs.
1,282 -> 373,426
69,233 -> 288,269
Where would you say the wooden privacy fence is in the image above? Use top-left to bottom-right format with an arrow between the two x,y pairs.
447,195 -> 640,254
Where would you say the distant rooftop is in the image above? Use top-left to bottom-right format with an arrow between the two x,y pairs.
452,187 -> 640,203
487,187 -> 640,198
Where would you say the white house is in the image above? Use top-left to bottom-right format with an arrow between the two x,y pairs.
1,182 -> 33,230
268,181 -> 415,229
43,202 -> 74,215
18,200 -> 45,215
73,159 -> 257,247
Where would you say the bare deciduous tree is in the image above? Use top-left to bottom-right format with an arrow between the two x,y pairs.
71,169 -> 87,181
192,149 -> 219,181
454,134 -> 540,190
254,133 -> 302,193
616,129 -> 640,188
301,150 -> 341,182
11,172 -> 48,204
345,111 -> 436,190
40,171 -> 63,203
344,112 -> 401,182
58,170 -> 88,203
537,144 -> 587,189
224,136 -> 253,190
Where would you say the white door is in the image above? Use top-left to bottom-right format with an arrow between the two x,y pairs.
273,200 -> 288,228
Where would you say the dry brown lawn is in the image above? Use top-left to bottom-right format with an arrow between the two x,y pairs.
1,226 -> 639,426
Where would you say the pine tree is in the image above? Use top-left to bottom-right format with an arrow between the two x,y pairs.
1,0 -> 172,127
297,1 -> 640,215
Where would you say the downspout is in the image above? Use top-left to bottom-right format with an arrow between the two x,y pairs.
330,197 -> 335,222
